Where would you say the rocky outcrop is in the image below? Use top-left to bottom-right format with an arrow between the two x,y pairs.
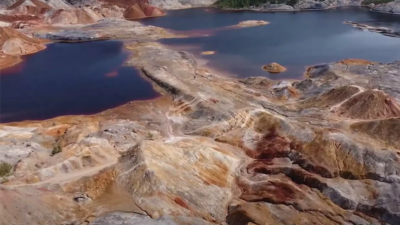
116,139 -> 242,221
0,27 -> 45,68
8,0 -> 73,10
250,3 -> 294,11
0,26 -> 39,43
262,62 -> 286,73
0,0 -> 165,26
2,36 -> 45,55
201,51 -> 215,55
335,90 -> 400,119
294,0 -> 362,10
371,0 -> 400,14
1,3 -> 400,222
123,3 -> 164,20
48,8 -> 102,24
0,54 -> 21,68
234,20 -> 269,27
0,185 -> 73,225
27,18 -> 176,41
0,13 -> 41,24
298,59 -> 400,101
351,118 -> 400,149
92,212 -> 214,225
8,2 -> 51,16
220,0 -> 363,12
2,37 -> 400,225
300,85 -> 361,109
149,0 -> 218,9
345,21 -> 400,38
0,27 -> 46,55
2,0 -> 93,25
0,0 -> 18,9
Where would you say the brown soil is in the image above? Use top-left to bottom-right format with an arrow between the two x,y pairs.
7,0 -> 28,10
0,27 -> 41,44
7,0 -> 52,15
336,90 -> 400,119
351,118 -> 400,149
262,62 -> 286,73
339,59 -> 375,66
50,8 -> 99,24
2,37 -> 46,55
100,0 -> 149,8
123,3 -> 164,20
0,27 -> 46,69
30,0 -> 53,9
0,13 -> 40,22
300,85 -> 360,109
0,54 -> 22,69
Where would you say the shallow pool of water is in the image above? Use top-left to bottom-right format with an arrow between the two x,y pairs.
0,41 -> 158,123
141,7 -> 400,79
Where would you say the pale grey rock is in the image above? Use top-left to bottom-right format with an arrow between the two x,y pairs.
116,139 -> 241,221
252,3 -> 294,11
246,0 -> 362,11
294,0 -> 362,10
295,0 -> 329,9
29,19 -> 174,41
149,0 -> 218,9
0,126 -> 42,166
0,144 -> 34,166
92,212 -> 214,225
0,0 -> 18,9
324,179 -> 400,224
372,0 -> 400,14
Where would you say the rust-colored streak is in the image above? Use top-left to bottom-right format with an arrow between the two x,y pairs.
174,197 -> 190,209
247,128 -> 290,160
0,55 -> 23,71
105,71 -> 118,77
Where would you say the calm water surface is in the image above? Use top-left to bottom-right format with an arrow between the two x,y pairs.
142,7 -> 400,79
0,41 -> 158,123
2,8 -> 400,122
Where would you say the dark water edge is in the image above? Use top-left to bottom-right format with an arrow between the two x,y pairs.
141,7 -> 400,80
0,41 -> 159,123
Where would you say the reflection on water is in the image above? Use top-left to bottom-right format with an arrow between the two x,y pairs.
0,41 -> 159,123
142,7 -> 400,79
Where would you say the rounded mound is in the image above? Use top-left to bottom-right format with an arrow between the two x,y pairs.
123,3 -> 164,20
2,37 -> 45,55
300,85 -> 360,109
263,62 -> 286,73
336,90 -> 400,119
235,20 -> 269,28
201,51 -> 215,55
351,118 -> 400,149
49,8 -> 101,24
0,27 -> 40,43
0,54 -> 22,69
339,58 -> 375,66
0,27 -> 45,56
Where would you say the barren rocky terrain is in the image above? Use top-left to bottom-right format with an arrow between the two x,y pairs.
1,0 -> 400,225
215,0 -> 400,13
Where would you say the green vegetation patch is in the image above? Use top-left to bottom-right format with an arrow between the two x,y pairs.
362,0 -> 394,4
0,162 -> 13,177
51,144 -> 62,156
147,132 -> 154,140
214,0 -> 299,8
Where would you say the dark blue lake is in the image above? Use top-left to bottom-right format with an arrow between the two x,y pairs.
0,41 -> 158,123
2,7 -> 400,122
141,7 -> 400,79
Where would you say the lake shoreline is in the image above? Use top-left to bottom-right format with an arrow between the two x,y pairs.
1,2 -> 400,224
